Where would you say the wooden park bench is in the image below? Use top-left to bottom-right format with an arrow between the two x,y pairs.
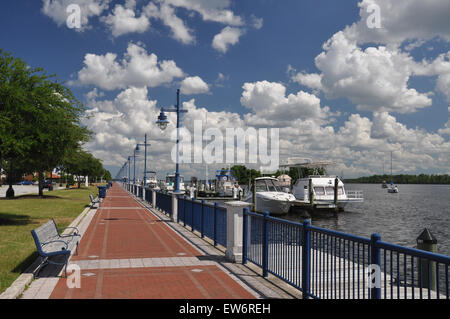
30,219 -> 81,278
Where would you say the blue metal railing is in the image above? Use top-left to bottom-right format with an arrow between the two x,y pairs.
243,208 -> 450,299
178,196 -> 227,248
145,187 -> 152,205
155,191 -> 172,217
377,241 -> 450,299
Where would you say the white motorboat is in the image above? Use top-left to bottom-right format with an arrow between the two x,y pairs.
243,177 -> 296,215
387,182 -> 399,193
145,172 -> 158,188
215,169 -> 237,197
280,159 -> 363,210
164,173 -> 185,193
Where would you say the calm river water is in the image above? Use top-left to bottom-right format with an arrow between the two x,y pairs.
283,184 -> 450,256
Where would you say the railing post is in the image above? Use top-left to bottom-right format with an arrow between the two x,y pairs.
201,200 -> 205,238
213,203 -> 218,246
370,233 -> 381,299
262,211 -> 269,278
224,201 -> 251,263
243,208 -> 249,265
152,189 -> 156,209
302,220 -> 311,299
171,193 -> 178,222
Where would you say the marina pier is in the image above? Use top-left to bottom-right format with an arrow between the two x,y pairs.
126,183 -> 450,300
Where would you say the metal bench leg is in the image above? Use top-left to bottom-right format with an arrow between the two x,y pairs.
34,257 -> 48,279
63,254 -> 70,278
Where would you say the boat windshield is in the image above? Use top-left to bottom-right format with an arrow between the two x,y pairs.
267,179 -> 281,192
254,179 -> 281,192
166,176 -> 184,183
314,186 -> 325,195
325,187 -> 344,195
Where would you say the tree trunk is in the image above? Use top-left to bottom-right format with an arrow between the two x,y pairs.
66,172 -> 70,188
49,170 -> 53,191
6,161 -> 15,199
38,171 -> 44,196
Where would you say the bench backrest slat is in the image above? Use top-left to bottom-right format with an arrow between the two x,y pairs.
32,220 -> 59,244
32,220 -> 59,255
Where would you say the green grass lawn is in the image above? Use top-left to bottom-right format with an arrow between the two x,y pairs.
0,186 -> 99,294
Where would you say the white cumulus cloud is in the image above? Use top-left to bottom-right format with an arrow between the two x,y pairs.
102,1 -> 150,37
75,42 -> 185,90
180,76 -> 210,95
42,0 -> 111,30
212,26 -> 245,53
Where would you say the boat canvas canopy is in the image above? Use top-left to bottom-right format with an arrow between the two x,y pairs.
279,160 -> 334,169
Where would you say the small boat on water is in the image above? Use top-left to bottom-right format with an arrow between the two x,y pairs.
382,180 -> 388,188
387,152 -> 399,193
387,182 -> 399,193
243,177 -> 296,215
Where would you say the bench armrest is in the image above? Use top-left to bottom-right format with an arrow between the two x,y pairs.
41,240 -> 69,250
58,226 -> 80,236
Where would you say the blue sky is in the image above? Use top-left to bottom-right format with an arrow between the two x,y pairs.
1,0 -> 449,178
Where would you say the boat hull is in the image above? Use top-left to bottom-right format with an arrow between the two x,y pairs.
387,189 -> 399,193
256,197 -> 293,215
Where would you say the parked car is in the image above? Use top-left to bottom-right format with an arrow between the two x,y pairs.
42,180 -> 53,189
18,180 -> 34,185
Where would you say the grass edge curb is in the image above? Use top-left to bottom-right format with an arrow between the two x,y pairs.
0,202 -> 95,299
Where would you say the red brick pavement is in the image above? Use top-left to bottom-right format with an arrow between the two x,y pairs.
50,183 -> 255,299
50,266 -> 255,299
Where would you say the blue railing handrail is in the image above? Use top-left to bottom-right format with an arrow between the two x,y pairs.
377,240 -> 450,264
244,209 -> 450,263
176,195 -> 227,210
245,211 -> 265,218
309,225 -> 372,245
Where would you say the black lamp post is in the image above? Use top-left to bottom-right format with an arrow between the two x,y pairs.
155,89 -> 187,193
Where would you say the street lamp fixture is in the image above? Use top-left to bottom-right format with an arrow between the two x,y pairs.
132,145 -> 141,185
136,134 -> 151,186
156,111 -> 169,131
155,89 -> 187,193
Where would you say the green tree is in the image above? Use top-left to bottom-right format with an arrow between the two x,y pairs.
231,165 -> 262,185
62,149 -> 110,187
0,49 -> 90,197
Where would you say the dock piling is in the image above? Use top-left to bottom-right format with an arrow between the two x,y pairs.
417,228 -> 438,290
308,179 -> 314,206
252,178 -> 257,213
334,177 -> 339,214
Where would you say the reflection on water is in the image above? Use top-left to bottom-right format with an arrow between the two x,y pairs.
283,184 -> 450,256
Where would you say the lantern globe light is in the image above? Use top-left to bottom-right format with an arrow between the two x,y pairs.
156,110 -> 169,131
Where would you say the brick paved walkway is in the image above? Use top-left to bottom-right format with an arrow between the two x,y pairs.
48,183 -> 257,299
